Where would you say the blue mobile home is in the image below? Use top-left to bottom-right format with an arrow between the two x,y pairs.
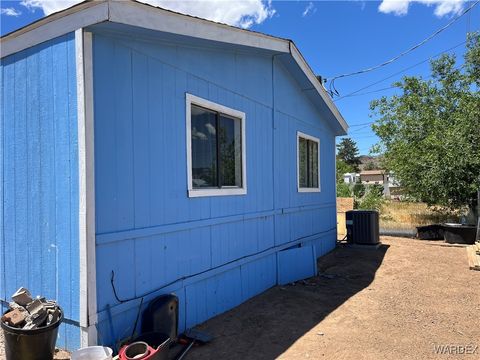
0,0 -> 348,350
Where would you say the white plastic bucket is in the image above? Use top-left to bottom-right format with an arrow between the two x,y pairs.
71,346 -> 113,360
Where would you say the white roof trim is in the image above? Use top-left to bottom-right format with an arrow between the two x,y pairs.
289,43 -> 348,133
0,0 -> 347,133
108,0 -> 289,53
1,1 -> 108,58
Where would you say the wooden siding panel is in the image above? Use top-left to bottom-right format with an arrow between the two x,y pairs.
114,43 -> 135,232
92,33 -> 338,345
277,246 -> 317,285
132,52 -> 151,229
93,35 -> 117,234
240,254 -> 276,301
0,33 -> 79,349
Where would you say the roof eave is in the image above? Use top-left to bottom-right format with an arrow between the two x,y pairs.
0,0 -> 109,58
289,43 -> 348,135
0,0 -> 348,134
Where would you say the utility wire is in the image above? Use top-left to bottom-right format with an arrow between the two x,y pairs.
349,121 -> 375,127
326,0 -> 479,90
339,60 -> 468,102
333,40 -> 468,101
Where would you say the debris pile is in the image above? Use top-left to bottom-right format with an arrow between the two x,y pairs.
1,287 -> 60,330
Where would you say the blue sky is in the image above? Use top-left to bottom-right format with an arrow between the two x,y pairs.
1,0 -> 479,155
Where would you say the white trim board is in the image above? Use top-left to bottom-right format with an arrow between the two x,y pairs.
75,28 -> 88,346
84,30 -> 98,345
186,93 -> 247,198
297,131 -> 321,193
76,29 -> 98,346
289,43 -> 348,133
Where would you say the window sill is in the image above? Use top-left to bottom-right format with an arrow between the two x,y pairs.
188,188 -> 247,198
298,187 -> 321,193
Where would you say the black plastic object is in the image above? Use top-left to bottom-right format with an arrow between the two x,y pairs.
416,224 -> 444,240
346,210 -> 380,245
1,308 -> 63,360
443,223 -> 476,244
141,294 -> 178,342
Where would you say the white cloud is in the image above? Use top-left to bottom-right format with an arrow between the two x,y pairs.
378,0 -> 466,17
20,0 -> 80,14
302,1 -> 316,17
1,7 -> 22,16
19,0 -> 276,28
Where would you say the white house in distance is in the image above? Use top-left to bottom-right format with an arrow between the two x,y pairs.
341,170 -> 402,199
343,172 -> 359,184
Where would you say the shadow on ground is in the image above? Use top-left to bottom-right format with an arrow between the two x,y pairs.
174,243 -> 390,360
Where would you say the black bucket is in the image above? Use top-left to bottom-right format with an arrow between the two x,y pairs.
1,308 -> 63,360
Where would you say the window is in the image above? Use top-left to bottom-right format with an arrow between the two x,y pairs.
297,132 -> 320,192
186,94 -> 246,197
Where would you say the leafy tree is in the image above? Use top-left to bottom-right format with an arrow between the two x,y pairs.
353,183 -> 366,198
336,159 -> 354,183
355,185 -> 384,211
364,161 -> 377,170
370,33 -> 480,217
336,159 -> 354,197
337,182 -> 352,197
336,137 -> 361,171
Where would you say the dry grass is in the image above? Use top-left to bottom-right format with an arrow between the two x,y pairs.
380,201 -> 461,231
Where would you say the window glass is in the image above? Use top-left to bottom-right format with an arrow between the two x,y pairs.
219,115 -> 242,187
190,105 -> 243,189
191,105 -> 217,188
299,137 -> 308,188
298,134 -> 319,189
311,141 -> 319,188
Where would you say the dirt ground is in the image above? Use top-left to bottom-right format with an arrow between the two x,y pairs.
1,236 -> 479,360
182,236 -> 479,360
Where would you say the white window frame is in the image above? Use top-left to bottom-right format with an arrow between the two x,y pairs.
297,131 -> 321,193
186,93 -> 247,198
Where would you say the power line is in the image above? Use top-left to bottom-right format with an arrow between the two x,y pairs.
325,0 -> 479,88
349,121 -> 375,127
340,85 -> 398,100
333,40 -> 467,101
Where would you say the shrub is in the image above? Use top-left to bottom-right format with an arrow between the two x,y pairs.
356,185 -> 384,211
352,183 -> 366,198
337,182 -> 352,197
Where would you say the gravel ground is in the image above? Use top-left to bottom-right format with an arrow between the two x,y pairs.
2,236 -> 479,359
186,237 -> 480,360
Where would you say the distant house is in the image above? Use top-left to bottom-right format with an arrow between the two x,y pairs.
343,172 -> 359,184
0,0 -> 348,350
359,170 -> 403,198
360,170 -> 386,185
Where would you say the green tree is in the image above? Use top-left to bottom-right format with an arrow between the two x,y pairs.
336,159 -> 354,183
355,185 -> 384,211
336,159 -> 353,197
337,182 -> 352,197
336,137 -> 361,171
370,32 -> 480,216
364,161 -> 376,170
352,183 -> 366,198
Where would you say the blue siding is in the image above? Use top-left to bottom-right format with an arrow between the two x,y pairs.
277,246 -> 317,285
92,32 -> 337,346
0,34 -> 80,349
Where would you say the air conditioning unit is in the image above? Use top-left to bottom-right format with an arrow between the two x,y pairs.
346,210 -> 380,245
